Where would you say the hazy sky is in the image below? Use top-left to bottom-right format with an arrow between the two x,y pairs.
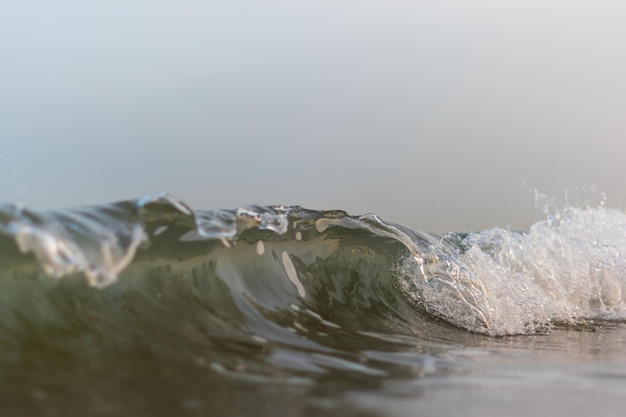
1,1 -> 625,231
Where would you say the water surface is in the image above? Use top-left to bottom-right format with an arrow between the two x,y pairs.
1,194 -> 626,416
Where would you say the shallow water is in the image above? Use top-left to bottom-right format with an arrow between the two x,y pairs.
2,194 -> 626,416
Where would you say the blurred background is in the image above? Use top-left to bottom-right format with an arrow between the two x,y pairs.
1,1 -> 625,232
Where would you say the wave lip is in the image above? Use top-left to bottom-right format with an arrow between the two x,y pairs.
0,201 -> 147,287
0,194 -> 333,288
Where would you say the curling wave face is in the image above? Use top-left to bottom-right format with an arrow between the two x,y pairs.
2,193 -> 626,338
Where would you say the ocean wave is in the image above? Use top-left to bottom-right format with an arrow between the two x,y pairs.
1,192 -> 626,339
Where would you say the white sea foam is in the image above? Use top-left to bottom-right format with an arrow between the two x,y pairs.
455,206 -> 626,334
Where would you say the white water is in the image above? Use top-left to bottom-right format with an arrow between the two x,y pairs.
455,206 -> 626,334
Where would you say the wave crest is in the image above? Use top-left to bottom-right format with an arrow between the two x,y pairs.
2,193 -> 626,335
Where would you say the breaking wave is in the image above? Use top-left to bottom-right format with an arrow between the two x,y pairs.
2,192 -> 626,339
